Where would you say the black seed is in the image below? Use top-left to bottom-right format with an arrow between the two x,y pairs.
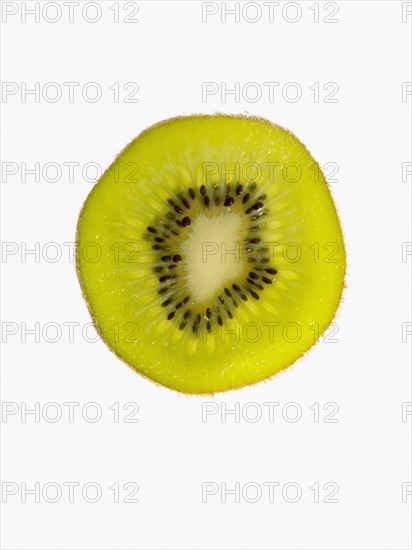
158,288 -> 168,295
196,313 -> 201,323
265,268 -> 278,275
152,245 -> 163,250
176,220 -> 183,227
154,237 -> 165,243
154,267 -> 163,273
249,238 -> 261,244
249,272 -> 259,280
242,193 -> 250,204
226,184 -> 231,194
250,213 -> 265,221
183,296 -> 190,304
175,302 -> 183,310
192,323 -> 199,334
247,279 -> 264,290
182,198 -> 190,209
168,198 -> 175,206
161,255 -> 171,262
261,257 -> 270,263
182,216 -> 191,227
252,202 -> 263,211
218,294 -> 224,304
167,311 -> 175,320
224,288 -> 231,297
250,290 -> 260,300
147,226 -> 156,233
159,275 -> 172,283
241,294 -> 248,301
206,321 -> 212,333
262,276 -> 272,284
172,254 -> 182,263
217,315 -> 223,326
164,224 -> 179,236
200,185 -> 207,196
174,205 -> 184,215
232,284 -> 241,294
227,310 -> 233,319
184,310 -> 191,319
189,188 -> 195,199
224,196 -> 235,207
236,184 -> 243,195
232,300 -> 238,308
169,264 -> 178,269
246,208 -> 253,214
259,194 -> 267,200
203,196 -> 210,208
179,322 -> 186,331
206,308 -> 212,319
162,298 -> 172,307
249,183 -> 257,192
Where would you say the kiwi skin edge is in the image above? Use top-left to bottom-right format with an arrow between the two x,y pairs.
75,113 -> 347,396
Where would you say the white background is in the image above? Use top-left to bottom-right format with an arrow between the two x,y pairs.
1,1 -> 411,549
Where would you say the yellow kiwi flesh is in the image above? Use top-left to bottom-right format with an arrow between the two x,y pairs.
76,115 -> 345,394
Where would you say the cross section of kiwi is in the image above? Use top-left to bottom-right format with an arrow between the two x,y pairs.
76,115 -> 345,394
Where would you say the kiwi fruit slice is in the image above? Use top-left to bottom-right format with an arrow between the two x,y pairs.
76,115 -> 345,394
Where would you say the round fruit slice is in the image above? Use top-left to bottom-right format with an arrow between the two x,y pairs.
76,115 -> 345,394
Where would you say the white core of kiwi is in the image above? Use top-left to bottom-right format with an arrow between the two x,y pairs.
179,212 -> 245,303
